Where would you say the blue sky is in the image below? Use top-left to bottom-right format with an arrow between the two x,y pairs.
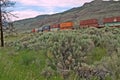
10,0 -> 93,21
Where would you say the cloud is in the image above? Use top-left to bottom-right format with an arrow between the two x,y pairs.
10,0 -> 93,21
12,0 -> 93,7
11,10 -> 42,21
11,9 -> 58,21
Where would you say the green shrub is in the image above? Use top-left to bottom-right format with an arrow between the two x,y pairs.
19,50 -> 35,66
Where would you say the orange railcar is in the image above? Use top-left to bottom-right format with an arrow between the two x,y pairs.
60,22 -> 73,30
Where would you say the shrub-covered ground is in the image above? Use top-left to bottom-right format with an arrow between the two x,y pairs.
0,27 -> 120,80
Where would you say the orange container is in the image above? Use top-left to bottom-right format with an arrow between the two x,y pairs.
60,22 -> 73,29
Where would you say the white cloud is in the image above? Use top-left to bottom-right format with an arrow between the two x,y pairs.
11,9 -> 57,21
10,0 -> 93,21
12,0 -> 93,7
11,10 -> 42,21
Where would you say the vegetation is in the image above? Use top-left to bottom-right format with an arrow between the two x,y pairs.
0,27 -> 119,80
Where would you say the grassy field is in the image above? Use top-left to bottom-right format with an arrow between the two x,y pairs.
0,27 -> 120,80
0,47 -> 63,80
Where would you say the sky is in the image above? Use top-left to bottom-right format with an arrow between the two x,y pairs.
10,0 -> 93,21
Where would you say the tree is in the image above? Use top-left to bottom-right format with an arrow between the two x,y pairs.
0,0 -> 15,47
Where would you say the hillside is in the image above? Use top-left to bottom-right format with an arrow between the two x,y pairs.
13,0 -> 120,31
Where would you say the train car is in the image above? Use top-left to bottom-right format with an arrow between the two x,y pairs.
103,16 -> 120,27
50,24 -> 60,31
60,21 -> 74,30
80,19 -> 99,28
42,25 -> 50,32
32,28 -> 35,33
38,27 -> 43,32
32,28 -> 38,33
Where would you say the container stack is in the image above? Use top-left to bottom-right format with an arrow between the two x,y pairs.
42,26 -> 50,32
60,22 -> 74,30
103,17 -> 120,27
80,19 -> 99,28
50,24 -> 60,31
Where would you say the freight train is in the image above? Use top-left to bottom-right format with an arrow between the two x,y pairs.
32,16 -> 120,32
